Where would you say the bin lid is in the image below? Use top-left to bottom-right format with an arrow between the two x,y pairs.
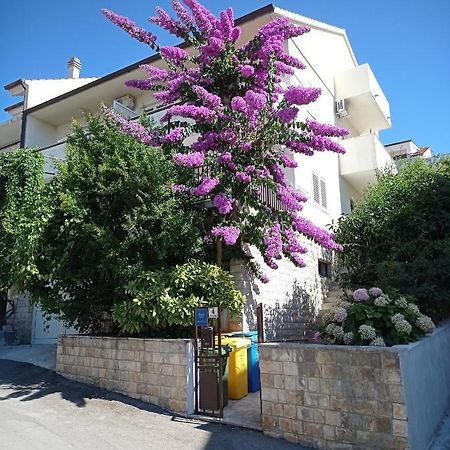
220,336 -> 251,350
231,331 -> 258,343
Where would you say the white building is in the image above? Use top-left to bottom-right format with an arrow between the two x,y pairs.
0,4 -> 394,343
385,139 -> 433,162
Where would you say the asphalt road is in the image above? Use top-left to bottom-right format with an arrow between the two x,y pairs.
0,359 -> 309,450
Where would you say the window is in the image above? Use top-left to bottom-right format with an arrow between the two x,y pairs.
312,173 -> 327,209
318,260 -> 331,278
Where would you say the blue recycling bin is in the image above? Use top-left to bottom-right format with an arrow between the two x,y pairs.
232,331 -> 260,392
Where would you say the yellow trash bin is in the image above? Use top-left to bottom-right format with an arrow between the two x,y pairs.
220,337 -> 251,400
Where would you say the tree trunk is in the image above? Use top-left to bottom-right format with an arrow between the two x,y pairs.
215,236 -> 223,268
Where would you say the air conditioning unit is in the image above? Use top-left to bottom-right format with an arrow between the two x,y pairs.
336,99 -> 349,118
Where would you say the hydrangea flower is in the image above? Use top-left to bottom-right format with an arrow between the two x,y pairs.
334,307 -> 347,323
416,315 -> 435,333
369,287 -> 383,298
407,303 -> 420,316
343,332 -> 354,345
374,296 -> 389,307
313,331 -> 321,343
358,325 -> 377,341
352,288 -> 369,302
339,301 -> 352,310
369,337 -> 386,347
395,297 -> 408,309
394,319 -> 412,335
322,311 -> 335,325
326,324 -> 344,339
391,313 -> 405,324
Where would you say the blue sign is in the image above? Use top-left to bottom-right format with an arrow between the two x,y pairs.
195,308 -> 209,327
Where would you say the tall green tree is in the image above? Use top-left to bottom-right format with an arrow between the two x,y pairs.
336,158 -> 450,320
26,117 -> 206,332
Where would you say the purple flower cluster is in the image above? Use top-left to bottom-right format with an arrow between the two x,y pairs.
192,85 -> 222,109
277,107 -> 298,123
160,46 -> 190,66
239,65 -> 255,77
264,222 -> 283,269
150,6 -> 189,38
103,106 -> 159,146
213,193 -> 234,214
211,226 -> 240,245
305,119 -> 349,138
162,104 -> 217,123
352,288 -> 369,302
279,154 -> 298,168
163,127 -> 185,143
102,0 -> 347,279
293,216 -> 342,251
277,185 -> 307,211
171,0 -> 193,27
236,172 -> 251,183
173,151 -> 204,167
284,86 -> 321,106
101,9 -> 157,47
191,177 -> 219,196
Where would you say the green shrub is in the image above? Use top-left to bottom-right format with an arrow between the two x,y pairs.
0,149 -> 45,291
317,287 -> 435,347
336,158 -> 450,320
112,261 -> 245,335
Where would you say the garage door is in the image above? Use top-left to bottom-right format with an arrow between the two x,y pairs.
32,305 -> 78,344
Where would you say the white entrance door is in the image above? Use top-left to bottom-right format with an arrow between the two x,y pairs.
32,305 -> 77,344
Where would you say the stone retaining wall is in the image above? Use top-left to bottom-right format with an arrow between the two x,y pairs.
259,322 -> 450,450
56,335 -> 195,414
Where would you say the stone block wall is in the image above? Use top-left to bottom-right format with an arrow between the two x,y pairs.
230,241 -> 332,340
57,336 -> 195,414
8,292 -> 33,344
259,323 -> 450,450
259,343 -> 408,449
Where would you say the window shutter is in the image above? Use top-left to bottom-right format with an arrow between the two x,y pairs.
320,178 -> 327,209
312,173 -> 320,204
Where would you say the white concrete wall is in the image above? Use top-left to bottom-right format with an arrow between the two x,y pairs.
399,321 -> 450,450
25,78 -> 98,109
24,116 -> 56,148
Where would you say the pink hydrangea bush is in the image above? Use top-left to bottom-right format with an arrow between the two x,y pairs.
317,288 -> 435,346
102,1 -> 348,280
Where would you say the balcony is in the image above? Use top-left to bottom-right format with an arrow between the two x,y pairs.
339,133 -> 394,191
334,64 -> 391,134
40,141 -> 67,178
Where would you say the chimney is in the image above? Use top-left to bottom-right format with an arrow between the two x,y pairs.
67,57 -> 81,79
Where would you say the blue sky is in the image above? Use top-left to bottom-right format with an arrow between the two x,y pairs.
1,0 -> 449,153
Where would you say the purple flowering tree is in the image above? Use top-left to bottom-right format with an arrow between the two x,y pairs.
102,1 -> 348,281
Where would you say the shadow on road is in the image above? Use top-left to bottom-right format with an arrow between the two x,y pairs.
0,359 -> 168,411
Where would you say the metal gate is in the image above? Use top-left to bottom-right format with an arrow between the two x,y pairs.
194,306 -> 224,418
